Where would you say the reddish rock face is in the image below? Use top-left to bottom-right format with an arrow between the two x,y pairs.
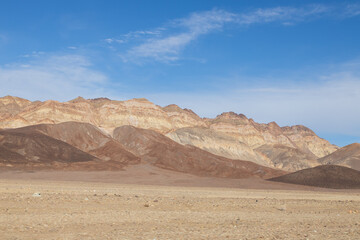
16,122 -> 140,165
0,123 -> 141,171
0,128 -> 97,165
0,127 -> 116,171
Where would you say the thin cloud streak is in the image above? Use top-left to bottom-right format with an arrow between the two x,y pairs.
122,9 -> 235,63
108,4 -> 357,63
237,5 -> 329,25
104,28 -> 165,45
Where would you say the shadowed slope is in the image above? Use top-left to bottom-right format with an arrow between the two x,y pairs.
0,128 -> 96,168
17,122 -> 140,165
113,125 -> 285,179
318,143 -> 360,171
0,127 -> 129,170
269,165 -> 360,189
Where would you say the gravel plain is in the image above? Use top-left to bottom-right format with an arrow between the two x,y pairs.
1,178 -> 360,240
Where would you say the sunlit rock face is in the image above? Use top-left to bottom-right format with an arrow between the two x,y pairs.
0,96 -> 206,134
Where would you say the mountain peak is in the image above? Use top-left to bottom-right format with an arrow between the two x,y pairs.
0,95 -> 32,106
68,96 -> 87,103
343,142 -> 360,150
131,98 -> 151,102
216,112 -> 248,120
282,125 -> 315,135
163,104 -> 184,112
267,121 -> 281,129
90,97 -> 111,102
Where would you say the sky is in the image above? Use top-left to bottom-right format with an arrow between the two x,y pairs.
0,0 -> 360,146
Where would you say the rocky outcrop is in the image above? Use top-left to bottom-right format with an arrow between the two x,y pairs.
206,112 -> 338,158
281,125 -> 337,158
254,144 -> 318,171
166,127 -> 270,167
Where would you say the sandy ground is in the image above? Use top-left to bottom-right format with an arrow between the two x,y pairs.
1,167 -> 360,239
0,164 -> 341,190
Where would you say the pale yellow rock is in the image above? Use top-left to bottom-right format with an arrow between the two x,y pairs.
166,127 -> 271,167
282,125 -> 338,158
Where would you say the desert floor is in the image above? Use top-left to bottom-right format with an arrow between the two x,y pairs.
1,167 -> 360,240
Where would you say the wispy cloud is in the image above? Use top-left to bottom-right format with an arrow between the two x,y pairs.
117,9 -> 237,63
0,53 -> 109,101
104,4 -> 359,63
237,5 -> 329,25
104,28 -> 165,45
345,4 -> 360,17
122,9 -> 235,63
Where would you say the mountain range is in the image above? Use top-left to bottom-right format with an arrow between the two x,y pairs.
0,95 -> 359,183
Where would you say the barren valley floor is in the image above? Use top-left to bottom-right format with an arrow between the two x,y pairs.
0,168 -> 360,239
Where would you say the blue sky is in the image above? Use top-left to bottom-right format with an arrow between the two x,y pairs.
0,0 -> 360,146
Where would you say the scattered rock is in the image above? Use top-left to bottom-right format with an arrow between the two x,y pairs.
32,192 -> 41,197
277,204 -> 286,211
